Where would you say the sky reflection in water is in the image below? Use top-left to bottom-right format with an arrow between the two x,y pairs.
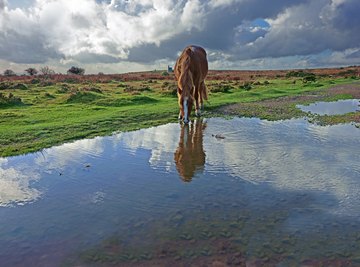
297,99 -> 360,115
0,117 -> 360,266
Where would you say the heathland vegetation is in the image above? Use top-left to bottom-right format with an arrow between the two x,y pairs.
0,66 -> 359,157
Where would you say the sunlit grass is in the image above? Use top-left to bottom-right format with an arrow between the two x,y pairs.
0,76 -> 356,157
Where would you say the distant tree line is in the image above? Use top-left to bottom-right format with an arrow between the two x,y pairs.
2,66 -> 85,76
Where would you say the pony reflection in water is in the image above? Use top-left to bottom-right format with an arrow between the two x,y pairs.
174,45 -> 208,124
174,119 -> 207,182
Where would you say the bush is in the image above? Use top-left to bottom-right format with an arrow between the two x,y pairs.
56,84 -> 71,93
240,82 -> 252,91
160,87 -> 177,97
12,83 -> 28,90
0,92 -> 23,106
31,78 -> 41,84
3,69 -> 16,76
339,69 -> 357,76
66,91 -> 101,103
211,84 -> 234,93
25,68 -> 38,76
123,85 -> 151,93
38,80 -> 54,87
39,66 -> 55,76
82,86 -> 103,94
302,74 -> 316,83
0,82 -> 11,90
67,66 -> 85,75
44,92 -> 55,98
286,70 -> 315,78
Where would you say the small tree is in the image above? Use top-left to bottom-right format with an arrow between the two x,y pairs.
39,66 -> 55,76
25,67 -> 38,76
67,66 -> 85,75
3,69 -> 16,76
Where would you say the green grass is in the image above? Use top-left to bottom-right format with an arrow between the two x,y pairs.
0,77 -> 357,157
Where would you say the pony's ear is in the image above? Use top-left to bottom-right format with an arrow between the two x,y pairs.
185,47 -> 192,56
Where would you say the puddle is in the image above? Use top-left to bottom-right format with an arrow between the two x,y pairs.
1,118 -> 360,266
297,99 -> 360,115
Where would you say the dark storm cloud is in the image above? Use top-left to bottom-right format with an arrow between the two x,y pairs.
226,0 -> 360,61
0,0 -> 359,70
0,29 -> 63,63
0,0 -> 5,10
331,0 -> 360,32
159,0 -> 359,65
345,49 -> 360,59
127,0 -> 311,63
71,51 -> 120,64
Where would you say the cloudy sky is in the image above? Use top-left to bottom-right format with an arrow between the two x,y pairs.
0,0 -> 359,74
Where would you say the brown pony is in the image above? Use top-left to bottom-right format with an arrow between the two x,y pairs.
174,45 -> 208,123
174,119 -> 206,182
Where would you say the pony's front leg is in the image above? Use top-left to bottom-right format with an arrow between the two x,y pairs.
178,110 -> 183,120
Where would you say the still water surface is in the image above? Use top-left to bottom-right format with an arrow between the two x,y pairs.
297,99 -> 360,115
1,117 -> 360,266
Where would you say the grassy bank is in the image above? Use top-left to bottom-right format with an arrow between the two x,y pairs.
0,70 -> 359,157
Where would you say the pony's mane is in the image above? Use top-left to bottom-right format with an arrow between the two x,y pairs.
178,48 -> 194,99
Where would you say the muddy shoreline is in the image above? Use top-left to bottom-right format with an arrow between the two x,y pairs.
216,82 -> 360,125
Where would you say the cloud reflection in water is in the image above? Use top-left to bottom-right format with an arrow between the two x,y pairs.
0,117 -> 359,216
0,158 -> 41,207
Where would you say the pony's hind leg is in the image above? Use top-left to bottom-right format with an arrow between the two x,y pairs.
195,81 -> 207,116
195,80 -> 205,117
194,88 -> 201,117
200,81 -> 207,110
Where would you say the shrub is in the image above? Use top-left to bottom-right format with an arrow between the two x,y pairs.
25,68 -> 38,76
82,86 -> 103,94
39,66 -> 55,76
44,92 -> 55,98
286,70 -> 315,78
160,87 -> 177,97
3,69 -> 16,76
0,82 -> 11,90
302,74 -> 316,83
123,85 -> 151,93
117,83 -> 127,88
339,69 -> 357,76
31,78 -> 41,84
67,66 -> 85,75
66,91 -> 101,103
56,84 -> 72,93
61,78 -> 78,84
240,82 -> 252,91
0,92 -> 23,106
211,84 -> 234,93
38,80 -> 54,87
130,96 -> 157,104
12,83 -> 28,90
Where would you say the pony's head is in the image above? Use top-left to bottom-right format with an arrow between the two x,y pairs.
178,92 -> 194,124
177,71 -> 194,123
